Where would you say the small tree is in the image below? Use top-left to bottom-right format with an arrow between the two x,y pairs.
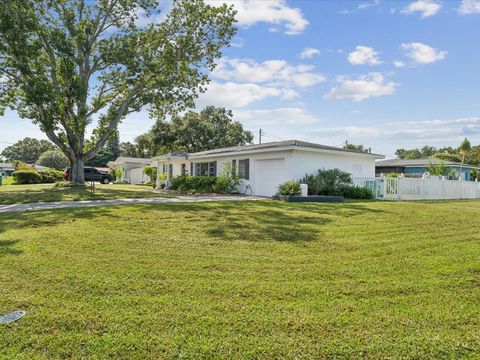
458,138 -> 472,180
143,165 -> 157,185
36,150 -> 69,170
214,162 -> 240,193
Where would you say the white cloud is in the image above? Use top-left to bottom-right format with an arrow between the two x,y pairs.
393,61 -> 406,68
358,0 -> 381,10
212,58 -> 326,88
401,42 -> 447,64
205,0 -> 308,35
348,46 -> 382,65
234,107 -> 322,127
300,47 -> 321,59
458,0 -> 480,14
401,0 -> 441,18
307,117 -> 480,157
324,73 -> 397,102
197,82 -> 298,108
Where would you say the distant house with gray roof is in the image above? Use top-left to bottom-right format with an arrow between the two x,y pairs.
375,158 -> 480,180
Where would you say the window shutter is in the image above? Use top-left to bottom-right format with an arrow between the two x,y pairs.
245,159 -> 250,180
190,162 -> 194,176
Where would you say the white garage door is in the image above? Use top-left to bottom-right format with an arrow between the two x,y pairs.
254,158 -> 286,196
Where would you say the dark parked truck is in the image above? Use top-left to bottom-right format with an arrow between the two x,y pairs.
64,167 -> 113,184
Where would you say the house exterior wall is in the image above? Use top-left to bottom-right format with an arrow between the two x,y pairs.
289,150 -> 377,180
156,148 -> 378,196
121,162 -> 151,182
191,150 -> 295,196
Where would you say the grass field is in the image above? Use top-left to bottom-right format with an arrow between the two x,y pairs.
1,200 -> 480,358
0,183 -> 166,205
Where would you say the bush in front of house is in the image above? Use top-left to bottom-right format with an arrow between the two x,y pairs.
277,180 -> 301,196
213,162 -> 240,194
143,166 -> 157,186
12,170 -> 42,184
333,184 -> 373,199
38,169 -> 65,183
301,168 -> 352,195
170,176 -> 217,193
300,168 -> 372,199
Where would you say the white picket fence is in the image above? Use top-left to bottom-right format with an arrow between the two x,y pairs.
353,177 -> 480,201
129,167 -> 148,184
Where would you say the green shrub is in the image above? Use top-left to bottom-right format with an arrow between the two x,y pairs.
143,166 -> 157,185
111,168 -> 123,181
334,185 -> 373,199
301,168 -> 352,195
13,161 -> 35,171
39,169 -> 65,183
277,180 -> 301,196
170,176 -> 217,193
2,176 -> 14,185
213,162 -> 240,193
385,173 -> 399,178
12,170 -> 42,184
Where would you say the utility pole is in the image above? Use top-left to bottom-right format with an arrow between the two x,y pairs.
259,129 -> 262,144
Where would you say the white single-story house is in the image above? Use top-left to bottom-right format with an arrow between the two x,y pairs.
153,140 -> 384,196
0,162 -> 15,177
107,157 -> 152,183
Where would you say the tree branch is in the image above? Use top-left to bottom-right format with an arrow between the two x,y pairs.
84,85 -> 144,159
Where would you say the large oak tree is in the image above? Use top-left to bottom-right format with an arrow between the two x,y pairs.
0,0 -> 236,183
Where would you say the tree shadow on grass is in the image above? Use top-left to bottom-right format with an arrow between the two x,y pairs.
0,240 -> 22,256
0,185 -> 163,205
147,200 -> 387,243
0,205 -> 122,236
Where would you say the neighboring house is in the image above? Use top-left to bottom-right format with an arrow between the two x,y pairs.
107,157 -> 152,183
153,140 -> 384,196
0,163 -> 14,177
375,159 -> 480,180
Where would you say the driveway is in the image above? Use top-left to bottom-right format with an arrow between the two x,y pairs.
0,195 -> 266,214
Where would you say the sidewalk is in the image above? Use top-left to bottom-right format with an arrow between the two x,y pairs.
0,195 -> 265,214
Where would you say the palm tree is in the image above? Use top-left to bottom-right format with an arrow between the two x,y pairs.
458,138 -> 472,180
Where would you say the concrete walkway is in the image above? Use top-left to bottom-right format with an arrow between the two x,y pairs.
0,195 -> 265,214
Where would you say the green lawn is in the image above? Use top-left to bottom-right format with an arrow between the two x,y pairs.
0,183 -> 166,205
1,200 -> 479,358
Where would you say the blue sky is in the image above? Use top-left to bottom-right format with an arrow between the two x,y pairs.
1,0 -> 480,157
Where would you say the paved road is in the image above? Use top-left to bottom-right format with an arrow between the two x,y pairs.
0,195 -> 265,214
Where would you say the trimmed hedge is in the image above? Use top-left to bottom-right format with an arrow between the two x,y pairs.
12,169 -> 64,184
12,170 -> 42,184
333,185 -> 373,199
39,169 -> 65,183
170,176 -> 217,193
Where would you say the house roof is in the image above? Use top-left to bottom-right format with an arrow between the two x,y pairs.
109,157 -> 152,165
185,140 -> 383,158
376,158 -> 480,169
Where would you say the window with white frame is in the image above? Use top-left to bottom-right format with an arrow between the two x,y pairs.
194,161 -> 217,177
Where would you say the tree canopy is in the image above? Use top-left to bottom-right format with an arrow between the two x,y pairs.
36,150 -> 69,170
0,0 -> 236,183
342,142 -> 369,153
134,106 -> 254,156
1,137 -> 55,162
395,138 -> 480,166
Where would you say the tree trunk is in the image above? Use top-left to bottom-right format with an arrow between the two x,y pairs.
70,156 -> 85,185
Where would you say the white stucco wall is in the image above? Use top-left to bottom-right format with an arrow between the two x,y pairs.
289,149 -> 377,180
